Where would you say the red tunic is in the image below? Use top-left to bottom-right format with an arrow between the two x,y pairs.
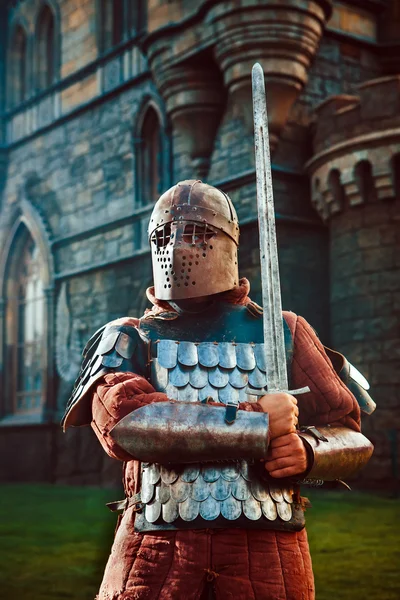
89,282 -> 360,600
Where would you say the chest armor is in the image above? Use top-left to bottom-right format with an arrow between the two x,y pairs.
134,304 -> 305,532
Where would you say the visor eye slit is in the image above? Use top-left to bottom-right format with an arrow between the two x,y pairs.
152,223 -> 171,248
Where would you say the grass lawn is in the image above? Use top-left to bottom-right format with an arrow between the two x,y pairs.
0,484 -> 398,600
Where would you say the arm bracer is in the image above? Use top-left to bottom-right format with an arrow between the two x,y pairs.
110,401 -> 270,463
298,426 -> 374,481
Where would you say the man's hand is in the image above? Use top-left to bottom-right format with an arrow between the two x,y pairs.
264,433 -> 309,478
258,393 -> 299,439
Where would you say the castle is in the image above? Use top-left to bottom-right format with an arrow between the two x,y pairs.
0,0 -> 399,488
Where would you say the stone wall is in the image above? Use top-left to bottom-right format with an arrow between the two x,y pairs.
1,0 -> 399,488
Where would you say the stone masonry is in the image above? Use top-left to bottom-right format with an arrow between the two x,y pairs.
0,0 -> 399,488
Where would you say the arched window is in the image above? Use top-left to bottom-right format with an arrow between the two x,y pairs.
112,0 -> 124,46
392,153 -> 400,199
354,160 -> 377,204
328,168 -> 345,213
129,0 -> 146,36
99,0 -> 145,51
9,24 -> 27,106
4,228 -> 46,419
36,4 -> 55,90
137,107 -> 162,205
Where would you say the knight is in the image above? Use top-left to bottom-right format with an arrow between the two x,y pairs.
62,177 -> 375,600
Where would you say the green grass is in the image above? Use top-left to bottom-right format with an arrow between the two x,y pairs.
306,490 -> 400,600
0,485 -> 399,600
0,484 -> 117,600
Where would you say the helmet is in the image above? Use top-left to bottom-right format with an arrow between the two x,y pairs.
148,180 -> 240,300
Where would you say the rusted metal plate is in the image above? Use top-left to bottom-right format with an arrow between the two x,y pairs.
202,464 -> 220,483
190,476 -> 210,501
189,365 -> 208,388
156,483 -> 170,504
198,383 -> 218,402
115,332 -> 135,359
261,495 -> 277,521
235,343 -> 256,370
141,469 -> 155,504
218,384 -> 239,405
170,480 -> 190,502
102,351 -> 123,368
160,465 -> 180,485
169,363 -> 190,387
210,477 -> 230,501
198,342 -> 219,367
253,343 -> 267,372
145,500 -> 161,523
177,385 -> 198,402
221,463 -> 240,482
243,496 -> 262,520
277,501 -> 292,522
298,426 -> 374,480
209,366 -> 230,388
162,497 -> 179,523
251,479 -> 271,502
231,476 -> 251,501
178,341 -> 198,367
282,487 -> 294,503
147,463 -> 161,485
229,367 -> 248,389
153,361 -> 169,392
157,340 -> 178,368
180,464 -> 200,483
199,495 -> 220,520
269,483 -> 284,503
218,343 -> 236,369
221,495 -> 241,520
179,497 -> 200,521
248,366 -> 267,388
97,330 -> 119,355
239,460 -> 252,481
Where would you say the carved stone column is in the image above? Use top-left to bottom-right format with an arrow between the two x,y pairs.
152,63 -> 225,179
307,76 -> 400,486
212,0 -> 332,150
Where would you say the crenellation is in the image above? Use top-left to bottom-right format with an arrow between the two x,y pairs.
0,0 -> 398,488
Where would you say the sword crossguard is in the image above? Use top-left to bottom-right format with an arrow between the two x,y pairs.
245,386 -> 311,397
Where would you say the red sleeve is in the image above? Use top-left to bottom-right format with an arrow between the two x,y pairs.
91,372 -> 168,461
284,311 -> 361,432
91,371 -> 263,462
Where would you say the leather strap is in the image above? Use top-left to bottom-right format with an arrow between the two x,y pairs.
106,492 -> 142,513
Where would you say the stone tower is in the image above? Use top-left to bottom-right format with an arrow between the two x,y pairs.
308,76 -> 400,485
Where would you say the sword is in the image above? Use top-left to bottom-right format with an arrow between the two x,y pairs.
247,63 -> 309,398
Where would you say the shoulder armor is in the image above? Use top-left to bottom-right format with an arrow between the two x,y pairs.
324,346 -> 376,415
61,322 -> 146,430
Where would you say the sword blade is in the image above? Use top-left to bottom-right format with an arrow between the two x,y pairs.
252,63 -> 288,393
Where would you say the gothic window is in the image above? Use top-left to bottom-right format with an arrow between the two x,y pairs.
137,107 -> 162,205
9,24 -> 28,106
4,228 -> 46,419
129,0 -> 146,36
36,4 -> 56,90
100,0 -> 146,52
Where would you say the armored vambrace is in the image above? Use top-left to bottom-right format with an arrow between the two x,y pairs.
298,426 -> 374,481
110,401 -> 270,463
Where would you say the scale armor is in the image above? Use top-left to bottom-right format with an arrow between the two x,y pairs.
63,303 -> 375,533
